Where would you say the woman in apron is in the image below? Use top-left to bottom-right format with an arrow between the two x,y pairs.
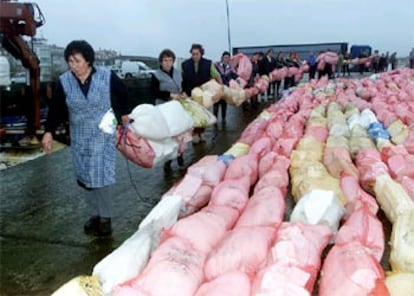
42,40 -> 130,236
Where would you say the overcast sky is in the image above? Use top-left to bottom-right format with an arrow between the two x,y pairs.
34,0 -> 414,60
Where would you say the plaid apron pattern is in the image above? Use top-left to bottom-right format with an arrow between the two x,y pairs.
60,67 -> 116,188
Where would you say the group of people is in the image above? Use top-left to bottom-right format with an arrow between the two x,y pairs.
249,49 -> 302,100
371,50 -> 398,73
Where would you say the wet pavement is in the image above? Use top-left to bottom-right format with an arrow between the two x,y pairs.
0,102 -> 271,296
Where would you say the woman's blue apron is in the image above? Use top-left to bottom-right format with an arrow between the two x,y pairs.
60,67 -> 116,188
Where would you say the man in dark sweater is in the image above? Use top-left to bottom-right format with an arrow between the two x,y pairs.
182,43 -> 222,143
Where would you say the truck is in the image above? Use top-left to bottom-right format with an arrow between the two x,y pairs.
233,42 -> 349,61
0,0 -> 46,146
0,55 -> 11,87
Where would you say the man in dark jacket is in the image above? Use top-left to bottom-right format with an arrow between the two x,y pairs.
214,51 -> 238,123
182,43 -> 222,143
262,48 -> 277,99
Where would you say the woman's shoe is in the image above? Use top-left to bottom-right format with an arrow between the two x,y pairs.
96,218 -> 112,236
84,216 -> 112,236
84,216 -> 100,235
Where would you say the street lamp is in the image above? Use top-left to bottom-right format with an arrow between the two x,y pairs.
225,0 -> 232,53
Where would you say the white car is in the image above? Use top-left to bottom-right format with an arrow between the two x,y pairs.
11,72 -> 28,84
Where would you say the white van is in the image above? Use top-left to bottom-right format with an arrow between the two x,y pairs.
0,56 -> 11,87
114,61 -> 155,79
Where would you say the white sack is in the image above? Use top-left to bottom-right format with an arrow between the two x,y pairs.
92,226 -> 155,295
129,104 -> 170,140
290,190 -> 345,234
157,100 -> 194,137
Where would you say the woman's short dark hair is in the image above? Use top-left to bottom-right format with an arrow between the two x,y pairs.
158,49 -> 176,63
64,40 -> 95,65
222,51 -> 231,58
190,43 -> 204,55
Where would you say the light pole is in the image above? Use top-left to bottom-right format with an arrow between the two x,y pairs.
225,0 -> 232,54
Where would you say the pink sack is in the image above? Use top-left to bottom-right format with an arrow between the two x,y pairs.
323,147 -> 359,179
164,205 -> 239,254
288,67 -> 299,77
195,271 -> 251,296
249,136 -> 272,159
201,205 -> 241,230
186,155 -> 227,186
235,186 -> 285,227
304,126 -> 329,142
204,225 -> 277,280
224,154 -> 258,185
336,204 -> 384,262
265,119 -> 284,143
254,169 -> 289,196
318,241 -> 388,296
355,148 -> 389,190
231,53 -> 253,82
116,125 -> 155,168
180,185 -> 213,217
238,118 -> 268,145
209,177 -> 250,213
324,51 -> 339,65
268,223 -> 332,291
115,236 -> 206,296
258,152 -> 290,179
251,262 -> 312,296
340,174 -> 379,214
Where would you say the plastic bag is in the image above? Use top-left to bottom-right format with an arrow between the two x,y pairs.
116,125 -> 155,168
99,108 -> 117,135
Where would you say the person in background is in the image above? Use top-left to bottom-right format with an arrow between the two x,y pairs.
214,51 -> 238,123
359,49 -> 367,75
262,48 -> 277,99
307,51 -> 317,80
409,48 -> 414,69
343,51 -> 351,76
337,51 -> 344,77
42,40 -> 131,236
385,51 -> 390,71
182,43 -> 222,144
379,53 -> 386,73
285,51 -> 300,88
151,48 -> 185,171
284,51 -> 294,89
291,52 -> 301,85
247,52 -> 261,108
389,52 -> 397,70
372,50 -> 380,73
275,51 -> 286,97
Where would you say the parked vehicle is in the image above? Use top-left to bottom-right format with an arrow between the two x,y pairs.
10,72 -> 28,84
111,61 -> 155,79
0,56 -> 11,87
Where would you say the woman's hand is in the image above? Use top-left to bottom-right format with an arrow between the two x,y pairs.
121,115 -> 130,125
41,132 -> 53,153
170,93 -> 180,100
